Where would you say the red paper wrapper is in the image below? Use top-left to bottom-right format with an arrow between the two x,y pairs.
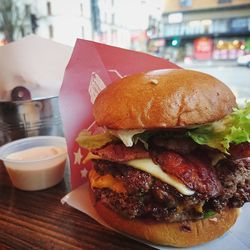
59,39 -> 180,189
60,40 -> 250,250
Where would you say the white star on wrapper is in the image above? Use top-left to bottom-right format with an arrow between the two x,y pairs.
74,147 -> 83,165
81,168 -> 88,178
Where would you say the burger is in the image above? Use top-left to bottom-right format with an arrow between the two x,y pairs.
77,69 -> 250,247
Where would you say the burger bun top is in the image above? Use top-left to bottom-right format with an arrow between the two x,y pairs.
93,69 -> 236,129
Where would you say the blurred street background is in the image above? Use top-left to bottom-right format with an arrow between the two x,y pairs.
0,0 -> 250,101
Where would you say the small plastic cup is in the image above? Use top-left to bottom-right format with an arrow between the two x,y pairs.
0,136 -> 67,191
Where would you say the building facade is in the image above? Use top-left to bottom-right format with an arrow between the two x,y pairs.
1,0 -> 163,50
149,0 -> 250,61
0,0 -> 35,44
90,0 -> 131,49
33,0 -> 93,46
0,0 -> 93,46
92,0 -> 163,50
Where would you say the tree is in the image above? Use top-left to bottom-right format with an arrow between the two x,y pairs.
0,0 -> 27,42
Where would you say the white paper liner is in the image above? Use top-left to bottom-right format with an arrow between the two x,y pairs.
61,184 -> 250,250
0,35 -> 72,100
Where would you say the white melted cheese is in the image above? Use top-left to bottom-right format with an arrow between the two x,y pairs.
126,158 -> 195,196
85,151 -> 195,195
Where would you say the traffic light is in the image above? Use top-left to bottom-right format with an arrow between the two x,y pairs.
172,39 -> 178,46
171,37 -> 180,47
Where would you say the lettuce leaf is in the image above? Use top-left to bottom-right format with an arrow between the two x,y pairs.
76,130 -> 117,149
203,210 -> 216,219
109,129 -> 145,147
188,102 -> 250,153
76,103 -> 250,152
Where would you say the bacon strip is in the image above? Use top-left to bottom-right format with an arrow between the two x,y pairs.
152,151 -> 222,196
92,142 -> 222,196
92,142 -> 149,162
229,142 -> 250,160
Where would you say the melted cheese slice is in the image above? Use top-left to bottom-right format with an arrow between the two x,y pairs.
126,158 -> 194,196
85,153 -> 194,195
89,168 -> 126,193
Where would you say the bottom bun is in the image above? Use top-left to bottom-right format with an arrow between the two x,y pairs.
90,188 -> 239,247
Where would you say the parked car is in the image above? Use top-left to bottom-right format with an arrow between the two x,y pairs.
237,54 -> 250,68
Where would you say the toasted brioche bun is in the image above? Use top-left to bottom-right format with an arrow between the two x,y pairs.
93,69 -> 236,129
90,187 -> 239,247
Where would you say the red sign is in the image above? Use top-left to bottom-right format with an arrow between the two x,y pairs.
194,37 -> 213,60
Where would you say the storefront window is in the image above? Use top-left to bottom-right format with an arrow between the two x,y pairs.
201,20 -> 212,34
164,19 -> 213,37
218,0 -> 232,3
180,0 -> 192,7
213,38 -> 246,60
213,19 -> 228,33
230,18 -> 248,33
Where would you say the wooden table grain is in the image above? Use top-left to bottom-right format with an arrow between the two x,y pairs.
0,161 -> 155,250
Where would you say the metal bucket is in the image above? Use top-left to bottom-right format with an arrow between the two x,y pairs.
0,96 -> 63,146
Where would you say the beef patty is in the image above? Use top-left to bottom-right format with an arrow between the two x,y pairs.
92,157 -> 250,222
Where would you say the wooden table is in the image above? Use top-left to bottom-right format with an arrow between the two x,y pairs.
0,161 -> 155,250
